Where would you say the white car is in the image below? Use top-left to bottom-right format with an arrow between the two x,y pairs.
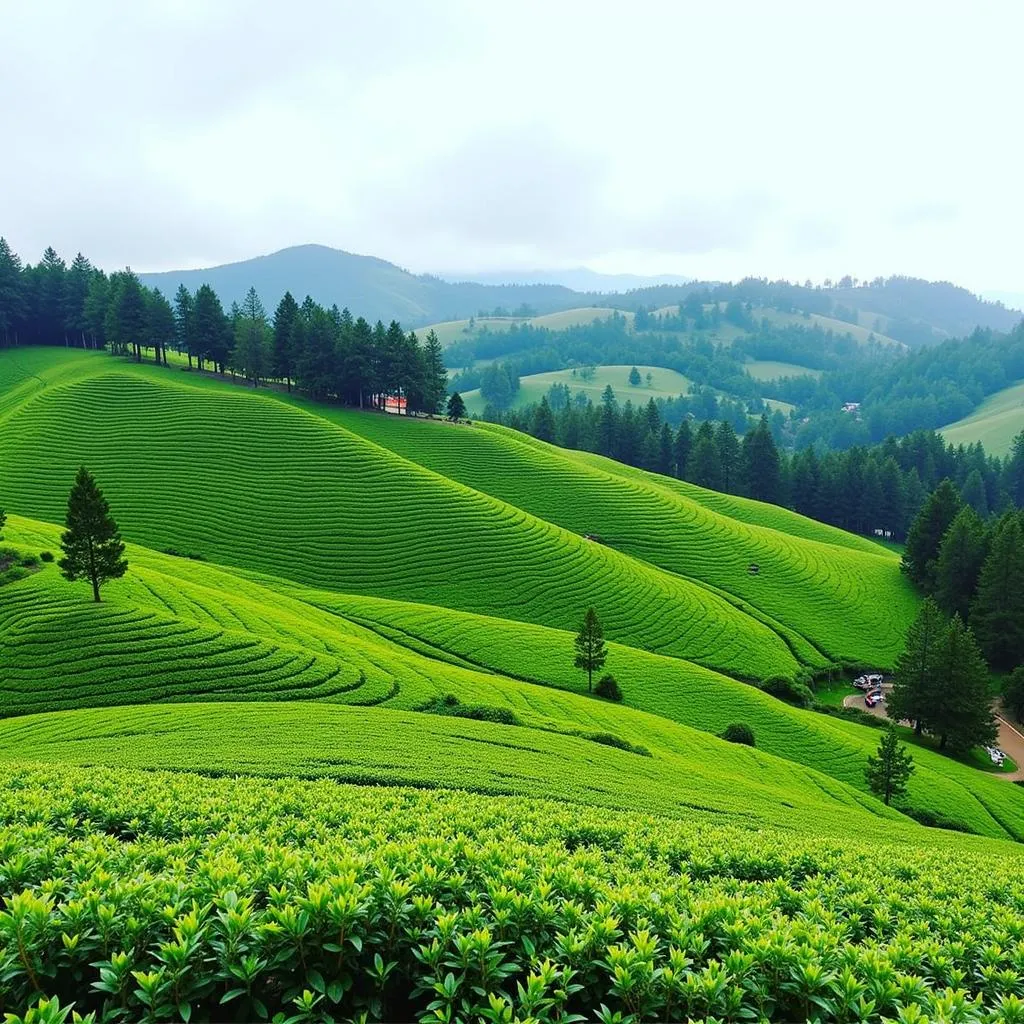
985,746 -> 1005,766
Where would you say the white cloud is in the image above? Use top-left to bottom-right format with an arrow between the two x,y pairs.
1,0 -> 1021,292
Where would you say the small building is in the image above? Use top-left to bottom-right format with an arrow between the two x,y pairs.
841,402 -> 861,414
383,394 -> 408,415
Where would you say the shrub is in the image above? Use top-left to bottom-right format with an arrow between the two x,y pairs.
39,550 -> 54,562
20,553 -> 39,567
762,675 -> 813,707
586,732 -> 651,757
721,722 -> 756,746
419,694 -> 520,726
594,674 -> 622,701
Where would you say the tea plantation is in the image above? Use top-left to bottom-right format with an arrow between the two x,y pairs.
3,349 -> 1024,1021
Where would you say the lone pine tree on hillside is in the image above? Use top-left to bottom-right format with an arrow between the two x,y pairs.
887,598 -> 946,736
446,392 -> 466,421
628,365 -> 641,386
866,724 -> 915,805
59,467 -> 128,602
574,607 -> 607,692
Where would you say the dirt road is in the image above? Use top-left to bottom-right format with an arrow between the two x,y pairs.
841,690 -> 1024,782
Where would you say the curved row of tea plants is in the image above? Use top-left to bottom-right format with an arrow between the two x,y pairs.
3,514 -> 1024,841
320,409 -> 917,667
2,762 -> 1024,1022
0,353 -> 798,680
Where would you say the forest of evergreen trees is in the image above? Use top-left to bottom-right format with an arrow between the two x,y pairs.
0,240 -> 448,414
487,388 -> 1024,542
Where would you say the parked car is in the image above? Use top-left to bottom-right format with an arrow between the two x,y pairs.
866,673 -> 884,686
985,746 -> 1005,766
853,676 -> 872,690
865,691 -> 884,708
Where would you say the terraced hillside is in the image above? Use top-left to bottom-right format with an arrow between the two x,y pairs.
4,510 -> 1022,839
940,378 -> 1024,455
308,409 -> 918,667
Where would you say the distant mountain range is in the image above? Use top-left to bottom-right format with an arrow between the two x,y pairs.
436,268 -> 694,292
138,245 -> 582,327
138,244 -> 1020,340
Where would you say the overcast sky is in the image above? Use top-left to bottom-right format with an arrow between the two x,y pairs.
2,0 -> 1022,294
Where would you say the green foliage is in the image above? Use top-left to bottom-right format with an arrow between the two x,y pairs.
761,675 -> 813,708
594,673 -> 622,701
887,598 -> 946,733
419,693 -> 520,726
627,365 -> 641,386
1004,666 -> 1024,722
933,506 -> 987,619
2,762 -> 1024,1022
574,607 -> 607,692
865,724 -> 915,804
446,391 -> 466,420
0,505 -> 6,537
928,616 -> 997,754
971,515 -> 1024,670
902,479 -> 962,590
57,467 -> 127,602
721,722 -> 756,746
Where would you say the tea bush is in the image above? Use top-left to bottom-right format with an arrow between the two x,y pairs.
2,763 -> 1024,1022
722,723 -> 756,746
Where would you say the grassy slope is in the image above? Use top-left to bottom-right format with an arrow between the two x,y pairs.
940,379 -> 1024,456
754,307 -> 906,348
5,512 -> 1022,841
461,364 -> 691,416
0,361 -> 795,680
745,359 -> 823,381
309,410 -> 919,667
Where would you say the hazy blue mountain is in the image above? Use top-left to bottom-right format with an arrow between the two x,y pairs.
138,245 -> 584,326
438,268 -> 693,292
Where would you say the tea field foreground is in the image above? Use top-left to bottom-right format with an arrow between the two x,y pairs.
3,514 -> 1024,841
3,762 -> 1024,1021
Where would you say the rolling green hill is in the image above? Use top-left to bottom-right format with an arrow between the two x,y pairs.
5,347 -> 1024,1019
3,511 -> 1022,842
939,378 -> 1024,455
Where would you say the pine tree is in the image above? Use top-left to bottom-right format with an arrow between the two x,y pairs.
643,397 -> 660,436
657,422 -> 674,476
673,420 -> 692,480
114,270 -> 147,360
933,507 -> 987,620
961,468 -> 990,519
574,607 -> 607,692
689,422 -> 722,490
715,421 -> 741,493
865,724 -> 914,805
628,366 -> 641,386
172,285 -> 195,367
234,287 -> 270,386
902,479 -> 962,590
63,253 -> 93,347
925,615 -> 996,754
598,386 -> 617,456
58,468 -> 128,602
742,414 -> 781,503
0,237 -> 26,345
421,330 -> 448,414
970,516 -> 1024,670
532,396 -> 557,442
271,292 -> 299,391
146,288 -> 176,367
1005,431 -> 1024,508
887,598 -> 945,735
446,392 -> 466,420
193,284 -> 231,372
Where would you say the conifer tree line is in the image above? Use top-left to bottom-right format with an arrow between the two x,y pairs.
0,240 -> 449,414
489,388 -> 1024,538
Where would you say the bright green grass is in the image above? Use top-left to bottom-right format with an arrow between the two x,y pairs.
745,359 -> 823,381
311,410 -> 919,668
0,702 -> 900,831
461,364 -> 690,416
939,379 -> 1024,456
0,359 -> 799,681
5,514 -> 1023,840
